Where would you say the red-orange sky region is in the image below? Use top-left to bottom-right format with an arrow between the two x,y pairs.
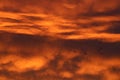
0,0 -> 120,80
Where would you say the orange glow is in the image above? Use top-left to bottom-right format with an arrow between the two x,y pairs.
0,0 -> 120,80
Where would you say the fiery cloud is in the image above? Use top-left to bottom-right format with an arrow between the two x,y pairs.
0,0 -> 120,80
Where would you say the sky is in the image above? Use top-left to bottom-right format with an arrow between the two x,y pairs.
0,0 -> 120,80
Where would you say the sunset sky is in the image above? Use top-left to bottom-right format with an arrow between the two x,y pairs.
0,0 -> 120,80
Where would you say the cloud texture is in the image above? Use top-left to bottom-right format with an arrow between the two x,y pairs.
0,0 -> 120,80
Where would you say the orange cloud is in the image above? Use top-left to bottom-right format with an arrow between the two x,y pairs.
0,0 -> 120,80
0,55 -> 47,72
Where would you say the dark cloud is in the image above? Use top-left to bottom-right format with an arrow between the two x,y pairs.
23,15 -> 45,21
61,39 -> 120,58
0,6 -> 20,13
58,31 -> 79,36
0,0 -> 119,17
105,23 -> 120,34
78,74 -> 103,80
0,17 -> 23,23
0,31 -> 60,57
109,66 -> 120,74
85,7 -> 120,17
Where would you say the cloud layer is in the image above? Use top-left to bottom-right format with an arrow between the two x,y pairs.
0,0 -> 120,80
